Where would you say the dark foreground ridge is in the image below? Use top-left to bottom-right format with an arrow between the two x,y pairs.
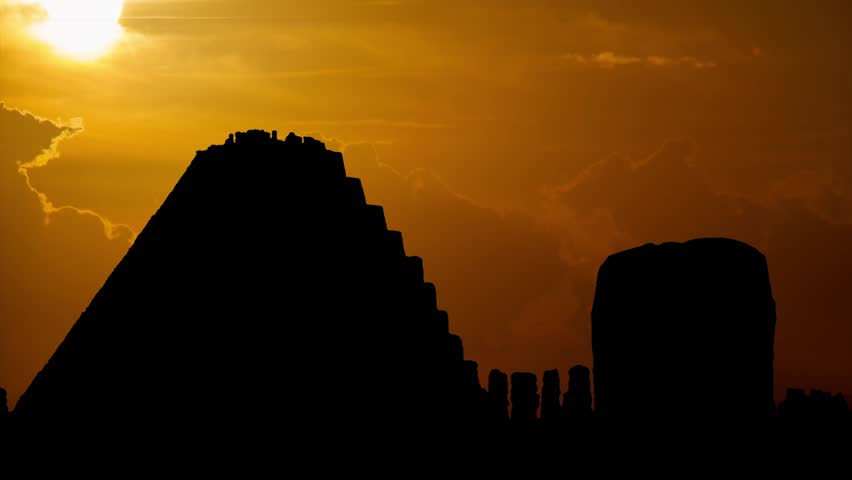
3,131 -> 848,459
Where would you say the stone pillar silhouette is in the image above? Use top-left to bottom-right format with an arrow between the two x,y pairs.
779,388 -> 851,421
0,387 -> 7,430
777,388 -> 807,419
459,360 -> 487,426
809,389 -> 850,420
488,369 -> 509,422
833,393 -> 849,417
563,365 -> 592,419
541,369 -> 561,421
591,239 -> 776,422
510,372 -> 539,423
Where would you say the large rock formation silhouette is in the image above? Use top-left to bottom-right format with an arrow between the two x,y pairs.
592,238 -> 776,423
13,130 -> 485,446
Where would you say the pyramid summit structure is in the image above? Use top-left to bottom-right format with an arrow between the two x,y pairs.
14,130 -> 487,446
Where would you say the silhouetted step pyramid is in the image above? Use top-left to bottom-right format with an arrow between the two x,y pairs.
14,130 -> 486,444
591,238 -> 776,423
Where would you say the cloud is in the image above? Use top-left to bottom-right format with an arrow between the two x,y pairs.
564,51 -> 717,69
590,51 -> 643,67
647,55 -> 717,69
2,103 -> 136,241
766,169 -> 852,225
296,119 -> 452,129
0,102 -> 132,408
548,140 -> 734,247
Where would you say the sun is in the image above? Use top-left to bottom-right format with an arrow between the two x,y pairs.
29,0 -> 125,61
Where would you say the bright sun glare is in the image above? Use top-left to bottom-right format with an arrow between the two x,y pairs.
30,0 -> 125,61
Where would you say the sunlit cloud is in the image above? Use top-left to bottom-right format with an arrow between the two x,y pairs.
2,103 -> 136,241
564,51 -> 717,69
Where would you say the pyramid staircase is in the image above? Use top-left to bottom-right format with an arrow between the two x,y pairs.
14,130 -> 486,444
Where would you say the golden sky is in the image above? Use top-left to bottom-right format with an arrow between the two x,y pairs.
1,0 -> 850,408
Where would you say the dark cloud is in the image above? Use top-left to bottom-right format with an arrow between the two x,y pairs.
555,140 -> 746,243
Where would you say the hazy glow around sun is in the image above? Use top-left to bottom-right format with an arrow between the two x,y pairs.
29,0 -> 125,61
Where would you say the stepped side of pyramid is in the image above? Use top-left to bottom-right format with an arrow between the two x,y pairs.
14,130 -> 486,443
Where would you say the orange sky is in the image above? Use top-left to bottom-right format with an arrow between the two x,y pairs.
1,0 -> 850,409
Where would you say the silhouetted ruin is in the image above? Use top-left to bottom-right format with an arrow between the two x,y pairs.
778,388 -> 850,422
592,239 -> 777,423
4,130 -> 847,456
541,369 -> 561,422
563,365 -> 592,421
510,372 -> 539,423
11,130 -> 486,448
0,387 -> 7,422
487,369 -> 509,423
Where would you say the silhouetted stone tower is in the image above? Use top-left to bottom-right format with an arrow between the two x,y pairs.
0,388 -> 7,425
12,130 -> 486,446
591,239 -> 776,423
510,372 -> 539,423
541,369 -> 561,421
487,369 -> 509,422
562,365 -> 592,419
